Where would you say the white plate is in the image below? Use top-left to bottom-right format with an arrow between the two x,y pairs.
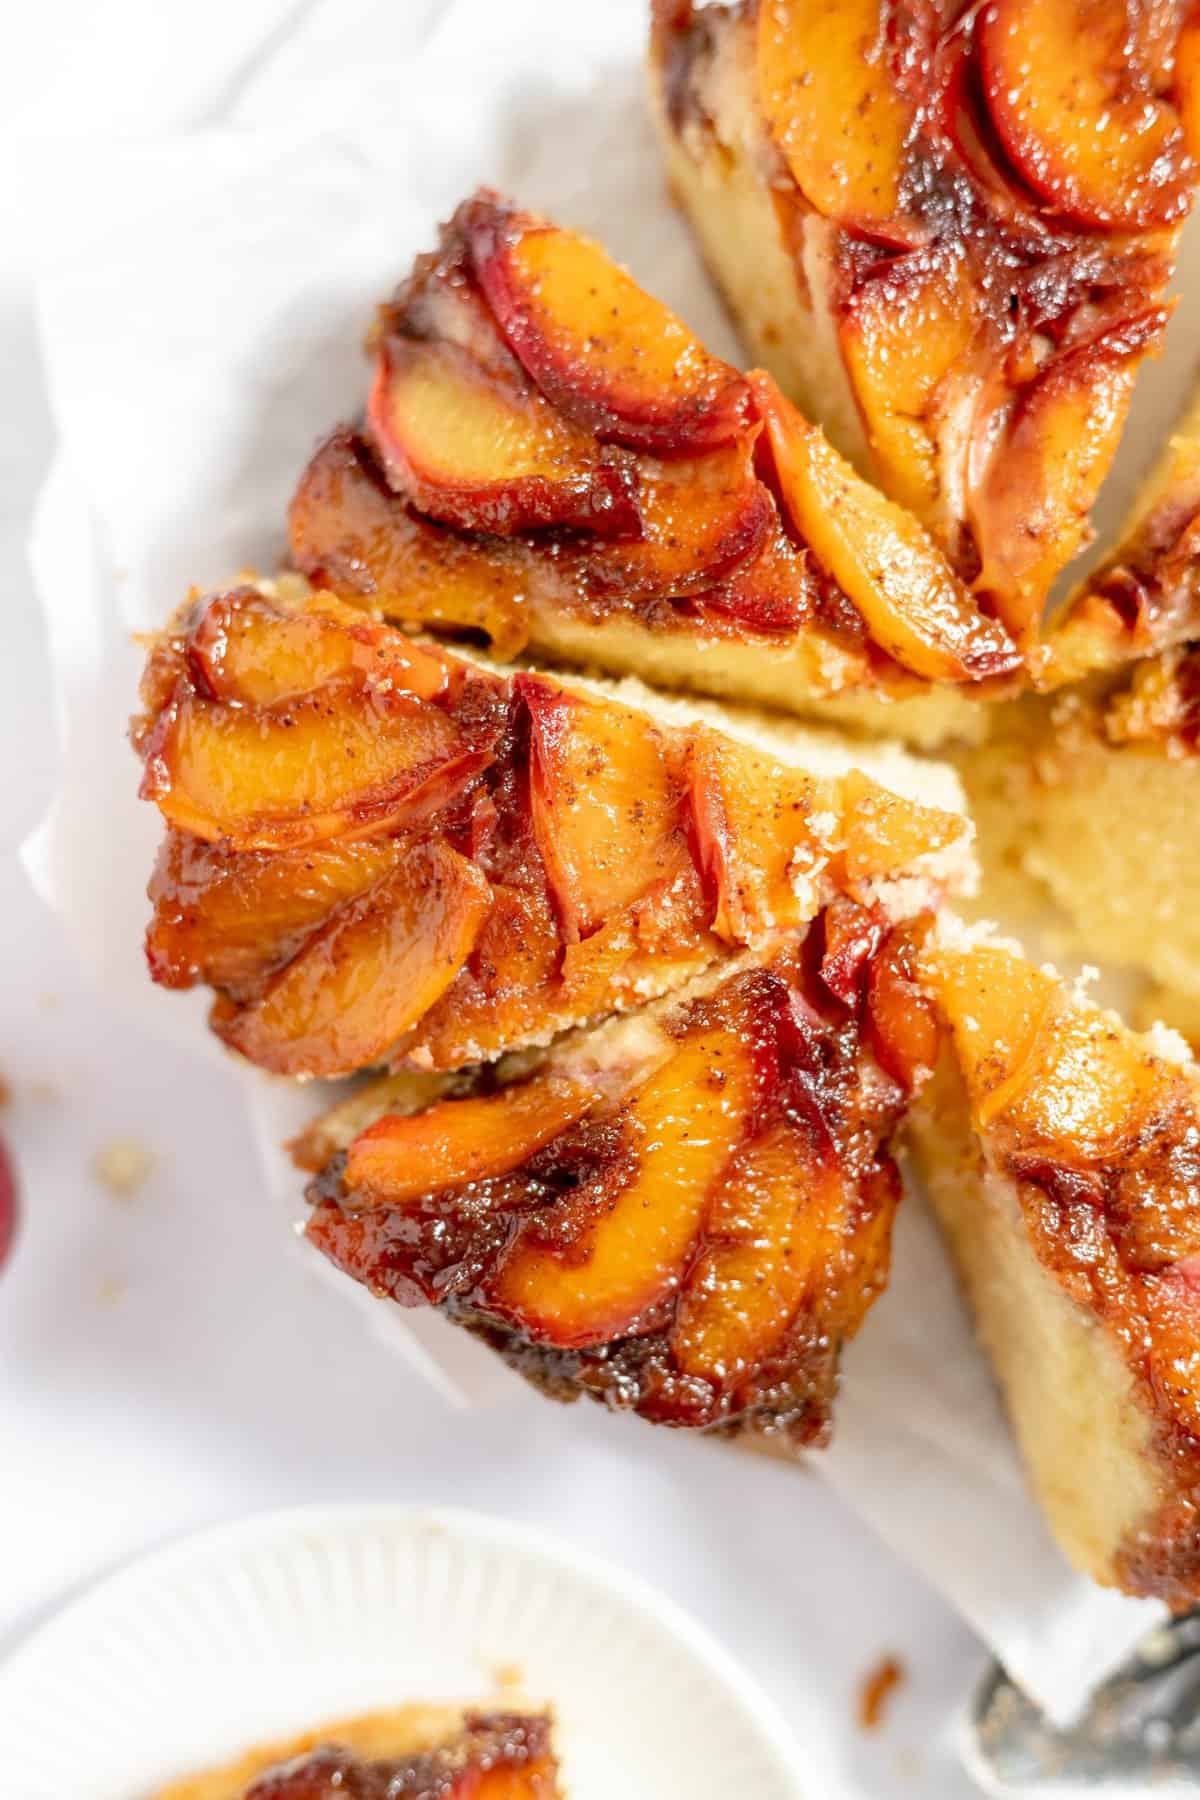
0,1503 -> 806,1799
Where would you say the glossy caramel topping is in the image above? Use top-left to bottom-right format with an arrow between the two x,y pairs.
287,192 -> 1020,694
306,910 -> 934,1441
658,0 -> 1195,639
134,585 -> 966,1079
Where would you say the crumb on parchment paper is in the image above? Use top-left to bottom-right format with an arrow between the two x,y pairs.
857,1654 -> 905,1731
91,1138 -> 156,1199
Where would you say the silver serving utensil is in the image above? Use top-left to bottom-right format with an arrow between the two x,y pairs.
963,1614 -> 1200,1794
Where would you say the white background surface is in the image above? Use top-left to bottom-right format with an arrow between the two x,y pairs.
5,1 -> 1183,1791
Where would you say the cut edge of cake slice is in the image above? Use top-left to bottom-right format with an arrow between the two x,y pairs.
907,915 -> 1200,1604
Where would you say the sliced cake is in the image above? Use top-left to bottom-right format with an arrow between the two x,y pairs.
134,580 -> 972,1077
287,191 -> 1023,745
649,0 -> 1199,644
299,905 -> 938,1445
909,926 -> 1200,1604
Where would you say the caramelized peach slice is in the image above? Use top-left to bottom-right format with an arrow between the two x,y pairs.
926,941 -> 1180,1153
287,432 -> 532,658
467,201 -> 748,452
978,0 -> 1193,231
520,676 -> 684,942
971,309 -> 1168,638
1178,9 -> 1200,159
368,336 -> 640,537
865,925 -> 939,1090
577,438 -> 773,600
671,1122 -> 844,1387
923,945 -> 1064,1126
756,0 -> 916,228
489,1021 -> 755,1347
684,729 -> 827,941
344,1071 -> 599,1203
752,373 -> 1020,681
141,681 -> 485,851
145,831 -> 402,994
836,767 -> 967,888
838,244 -> 980,518
187,587 -> 449,706
216,843 -> 491,1077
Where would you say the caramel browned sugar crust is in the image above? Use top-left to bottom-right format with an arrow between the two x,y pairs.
305,907 -> 938,1443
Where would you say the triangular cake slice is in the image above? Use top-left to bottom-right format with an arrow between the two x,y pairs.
298,904 -> 937,1443
134,580 -> 972,1078
959,384 -> 1200,1036
287,190 -> 1022,746
153,1705 -> 559,1800
649,0 -> 1197,646
908,926 -> 1200,1604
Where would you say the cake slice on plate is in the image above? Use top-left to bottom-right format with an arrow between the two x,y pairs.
909,925 -> 1200,1604
133,580 -> 972,1078
154,1705 -> 559,1799
287,191 -> 1022,745
297,904 -> 936,1445
649,0 -> 1198,645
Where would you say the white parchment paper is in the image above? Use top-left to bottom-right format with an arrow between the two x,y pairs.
23,0 -> 1200,1722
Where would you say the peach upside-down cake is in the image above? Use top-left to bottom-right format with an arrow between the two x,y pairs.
649,0 -> 1200,645
287,191 -> 1026,745
908,927 -> 1200,1606
153,1705 -> 560,1800
295,905 -> 935,1443
133,579 -> 972,1078
958,382 -> 1200,1039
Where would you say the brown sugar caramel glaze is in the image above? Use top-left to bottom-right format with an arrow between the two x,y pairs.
245,1713 -> 559,1800
306,909 -> 936,1442
134,584 -> 968,1080
287,192 -> 1022,698
653,0 -> 1200,645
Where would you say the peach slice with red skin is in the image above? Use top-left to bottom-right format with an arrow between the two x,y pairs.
215,842 -> 491,1078
684,729 -> 826,942
140,679 -> 488,852
755,0 -> 919,232
344,1072 -> 601,1205
287,432 -> 533,659
838,243 -> 981,520
186,586 -> 450,708
977,0 -> 1194,232
367,335 -> 641,538
465,198 -> 749,453
145,831 -> 403,996
573,436 -> 774,601
970,308 -> 1170,639
519,675 -> 685,943
669,1121 -> 846,1390
751,373 -> 1020,682
488,1020 -> 756,1348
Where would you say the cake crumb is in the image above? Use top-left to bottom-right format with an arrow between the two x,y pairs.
857,1654 -> 905,1731
0,1072 -> 9,1109
91,1139 -> 156,1199
97,1277 -> 127,1307
491,1662 -> 525,1691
